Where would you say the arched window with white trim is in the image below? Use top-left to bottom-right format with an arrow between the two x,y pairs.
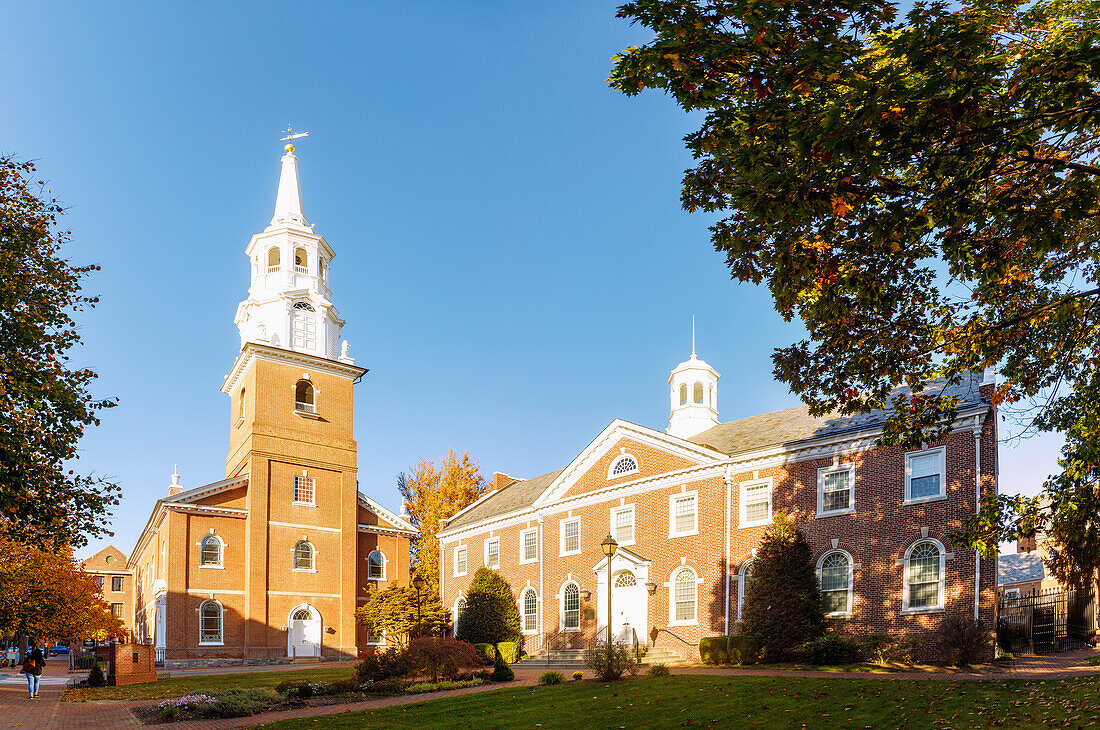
818,551 -> 853,616
294,246 -> 308,274
199,600 -> 223,644
295,380 -> 315,413
454,596 -> 466,635
294,541 -> 315,571
521,588 -> 537,633
671,567 -> 698,625
737,560 -> 754,622
200,535 -> 223,567
679,383 -> 687,405
904,540 -> 945,611
693,382 -> 704,403
267,247 -> 281,271
562,582 -> 580,631
608,455 -> 639,479
368,550 -> 385,580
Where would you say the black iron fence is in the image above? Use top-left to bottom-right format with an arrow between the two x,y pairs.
997,587 -> 1097,655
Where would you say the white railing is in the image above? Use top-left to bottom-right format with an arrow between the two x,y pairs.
294,265 -> 309,275
295,401 -> 315,413
267,265 -> 281,273
155,646 -> 165,665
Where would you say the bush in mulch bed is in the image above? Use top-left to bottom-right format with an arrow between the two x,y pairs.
154,689 -> 280,722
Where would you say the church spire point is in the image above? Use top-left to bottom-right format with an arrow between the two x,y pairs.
691,315 -> 696,359
270,127 -> 309,229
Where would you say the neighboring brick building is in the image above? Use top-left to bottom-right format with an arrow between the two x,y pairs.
438,353 -> 999,662
79,545 -> 134,642
115,142 -> 414,668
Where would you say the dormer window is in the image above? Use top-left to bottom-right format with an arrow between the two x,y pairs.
295,380 -> 315,413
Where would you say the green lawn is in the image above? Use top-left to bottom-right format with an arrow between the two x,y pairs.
255,675 -> 1100,729
61,666 -> 355,702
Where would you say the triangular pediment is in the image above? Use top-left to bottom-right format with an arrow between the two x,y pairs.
357,493 -> 416,534
531,419 -> 725,508
590,546 -> 650,575
170,474 -> 250,507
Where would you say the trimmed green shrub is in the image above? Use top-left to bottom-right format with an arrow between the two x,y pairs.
158,705 -> 180,721
938,616 -> 989,666
739,513 -> 825,660
475,643 -> 496,665
861,634 -> 891,664
491,647 -> 514,681
456,567 -> 523,650
407,678 -> 483,693
803,633 -> 861,665
571,670 -> 583,681
206,688 -> 280,717
362,678 -> 409,695
727,635 -> 759,665
537,670 -> 564,685
495,641 -> 518,665
326,679 -> 365,695
584,641 -> 638,681
88,662 -> 106,687
699,636 -> 729,665
454,669 -> 492,681
646,663 -> 671,677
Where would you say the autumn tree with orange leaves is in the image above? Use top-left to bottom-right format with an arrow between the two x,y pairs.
398,449 -> 489,593
610,0 -> 1100,586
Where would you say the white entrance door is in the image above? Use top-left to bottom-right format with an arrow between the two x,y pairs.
290,607 -> 321,658
611,570 -> 646,643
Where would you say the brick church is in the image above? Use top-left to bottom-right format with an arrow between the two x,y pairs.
92,140 -> 415,668
438,347 -> 999,662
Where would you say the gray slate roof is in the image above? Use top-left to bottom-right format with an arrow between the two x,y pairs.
443,373 -> 989,532
999,552 -> 1046,586
689,372 -> 988,456
445,469 -> 563,531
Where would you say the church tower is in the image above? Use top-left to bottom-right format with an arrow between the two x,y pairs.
667,327 -> 719,439
220,136 -> 367,661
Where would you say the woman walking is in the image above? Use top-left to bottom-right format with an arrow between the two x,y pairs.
21,643 -> 44,699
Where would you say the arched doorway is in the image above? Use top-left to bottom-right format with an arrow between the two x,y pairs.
288,604 -> 321,658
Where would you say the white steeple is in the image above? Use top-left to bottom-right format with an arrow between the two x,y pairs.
268,148 -> 309,230
667,321 -> 720,439
232,132 -> 355,364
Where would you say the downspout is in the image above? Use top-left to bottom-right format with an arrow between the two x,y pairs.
538,513 -> 544,652
724,465 -> 732,635
438,535 -> 445,632
974,417 -> 982,621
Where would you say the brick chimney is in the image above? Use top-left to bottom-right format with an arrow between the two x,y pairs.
492,472 -> 518,491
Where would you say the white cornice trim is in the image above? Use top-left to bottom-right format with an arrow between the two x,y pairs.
221,343 -> 368,394
357,493 -> 416,532
171,474 -> 250,505
164,503 -> 249,518
358,523 -> 417,538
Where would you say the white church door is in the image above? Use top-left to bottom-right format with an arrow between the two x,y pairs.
611,570 -> 646,644
289,605 -> 321,658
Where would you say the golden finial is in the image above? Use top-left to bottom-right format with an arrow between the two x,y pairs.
280,125 -> 309,153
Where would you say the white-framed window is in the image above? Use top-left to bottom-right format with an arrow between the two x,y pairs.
561,581 -> 580,631
521,588 -> 538,634
365,627 -> 386,646
903,539 -> 946,612
368,550 -> 386,580
200,535 -> 223,567
1004,588 -> 1020,600
199,599 -> 223,645
670,567 -> 699,625
818,550 -> 853,616
294,379 -> 316,413
560,518 -> 580,556
453,596 -> 466,635
611,505 -> 635,545
454,546 -> 467,577
905,447 -> 946,503
294,541 -> 315,571
608,454 -> 639,479
485,537 -> 500,569
110,603 -> 123,618
817,464 -> 854,516
294,474 -> 316,505
736,560 -> 754,622
740,479 -> 773,527
669,492 -> 698,538
112,576 -> 124,592
519,528 -> 538,564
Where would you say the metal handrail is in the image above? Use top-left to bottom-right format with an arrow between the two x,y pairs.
652,627 -> 698,648
631,627 -> 641,663
543,627 -> 566,667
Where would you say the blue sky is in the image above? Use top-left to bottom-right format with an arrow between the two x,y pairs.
1,2 -> 1061,559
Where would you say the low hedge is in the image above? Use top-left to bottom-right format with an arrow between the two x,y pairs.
495,641 -> 518,665
699,637 -> 728,665
727,635 -> 759,665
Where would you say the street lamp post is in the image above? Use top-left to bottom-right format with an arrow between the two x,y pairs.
412,575 -> 425,640
600,534 -> 618,672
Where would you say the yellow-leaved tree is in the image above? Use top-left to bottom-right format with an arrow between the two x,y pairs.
398,449 -> 488,594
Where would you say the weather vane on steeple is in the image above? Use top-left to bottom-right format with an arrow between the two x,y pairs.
280,125 -> 309,153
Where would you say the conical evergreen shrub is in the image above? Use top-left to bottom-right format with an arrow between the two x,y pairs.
456,567 -> 522,648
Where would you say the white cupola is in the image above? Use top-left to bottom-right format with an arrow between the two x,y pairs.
232,134 -> 355,364
667,324 -> 719,439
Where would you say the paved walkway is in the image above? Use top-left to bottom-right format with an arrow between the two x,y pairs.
3,650 -> 1096,729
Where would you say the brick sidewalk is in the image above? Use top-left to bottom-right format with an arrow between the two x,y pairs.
15,650 -> 1099,729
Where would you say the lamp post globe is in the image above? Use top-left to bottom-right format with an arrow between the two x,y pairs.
601,534 -> 618,671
